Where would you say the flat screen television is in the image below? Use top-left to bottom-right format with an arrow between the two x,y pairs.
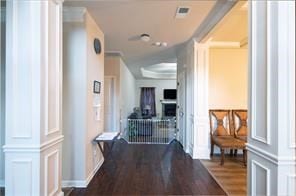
164,89 -> 177,99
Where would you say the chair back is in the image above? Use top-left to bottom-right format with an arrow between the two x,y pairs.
209,110 -> 231,136
232,110 -> 248,137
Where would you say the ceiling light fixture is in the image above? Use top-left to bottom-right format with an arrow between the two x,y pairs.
141,34 -> 151,42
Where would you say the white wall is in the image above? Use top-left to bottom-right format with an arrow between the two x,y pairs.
0,3 -> 5,186
104,56 -> 136,126
120,58 -> 136,120
135,79 -> 176,117
209,48 -> 248,109
63,10 -> 104,187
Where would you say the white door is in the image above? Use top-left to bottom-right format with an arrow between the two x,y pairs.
104,76 -> 116,132
177,71 -> 186,147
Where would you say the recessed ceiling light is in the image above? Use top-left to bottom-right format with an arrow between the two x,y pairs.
153,42 -> 168,47
153,42 -> 161,46
140,34 -> 150,42
161,42 -> 168,47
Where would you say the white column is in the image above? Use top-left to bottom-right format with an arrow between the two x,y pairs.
192,42 -> 210,159
3,0 -> 64,195
247,1 -> 295,195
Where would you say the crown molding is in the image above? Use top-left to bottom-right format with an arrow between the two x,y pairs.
105,51 -> 124,57
240,37 -> 248,47
208,41 -> 241,49
192,0 -> 237,43
63,7 -> 87,23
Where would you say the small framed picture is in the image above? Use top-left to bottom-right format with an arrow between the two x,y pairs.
93,81 -> 101,94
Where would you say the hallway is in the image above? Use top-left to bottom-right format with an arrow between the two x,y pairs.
70,140 -> 226,195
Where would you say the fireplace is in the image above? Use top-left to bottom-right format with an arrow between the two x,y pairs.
162,103 -> 176,118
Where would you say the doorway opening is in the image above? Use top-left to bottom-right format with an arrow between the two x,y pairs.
104,76 -> 117,132
200,1 -> 248,195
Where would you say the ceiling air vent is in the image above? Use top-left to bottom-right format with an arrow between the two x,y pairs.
175,6 -> 190,19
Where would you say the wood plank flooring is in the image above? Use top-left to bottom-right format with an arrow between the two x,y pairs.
70,139 -> 226,196
201,155 -> 247,196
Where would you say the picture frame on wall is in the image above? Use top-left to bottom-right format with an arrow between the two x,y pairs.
93,81 -> 101,94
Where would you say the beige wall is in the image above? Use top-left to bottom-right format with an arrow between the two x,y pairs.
209,48 -> 248,109
85,12 -> 105,182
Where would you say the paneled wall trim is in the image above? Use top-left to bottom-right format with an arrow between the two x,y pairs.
248,1 -> 295,195
4,0 -> 64,195
251,160 -> 270,196
192,42 -> 210,160
247,144 -> 296,166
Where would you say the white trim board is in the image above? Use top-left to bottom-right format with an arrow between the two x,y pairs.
62,157 -> 104,188
3,135 -> 64,153
246,143 -> 296,166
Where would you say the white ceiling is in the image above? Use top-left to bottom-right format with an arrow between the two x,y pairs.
141,63 -> 177,79
64,0 -> 216,78
204,1 -> 248,43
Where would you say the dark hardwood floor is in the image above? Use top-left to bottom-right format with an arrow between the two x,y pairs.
70,139 -> 226,196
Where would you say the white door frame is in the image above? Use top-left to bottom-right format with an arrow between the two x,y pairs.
104,75 -> 117,132
177,70 -> 186,147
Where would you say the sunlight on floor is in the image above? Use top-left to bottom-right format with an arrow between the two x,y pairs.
201,155 -> 247,196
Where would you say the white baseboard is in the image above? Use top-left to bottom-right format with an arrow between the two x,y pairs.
187,144 -> 194,158
57,190 -> 64,196
193,147 -> 210,160
0,179 -> 4,187
85,157 -> 104,186
62,158 -> 104,188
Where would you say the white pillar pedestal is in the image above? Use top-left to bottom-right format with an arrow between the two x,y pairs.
3,0 -> 64,195
247,1 -> 295,195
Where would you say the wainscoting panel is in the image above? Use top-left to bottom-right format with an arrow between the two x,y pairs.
248,2 -> 295,195
287,175 -> 296,195
44,0 -> 62,137
250,0 -> 269,144
45,150 -> 59,196
7,0 -> 33,139
12,160 -> 33,195
251,160 -> 270,196
4,0 -> 64,195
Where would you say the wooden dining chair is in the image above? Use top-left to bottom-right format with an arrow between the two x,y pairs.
209,110 -> 247,165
